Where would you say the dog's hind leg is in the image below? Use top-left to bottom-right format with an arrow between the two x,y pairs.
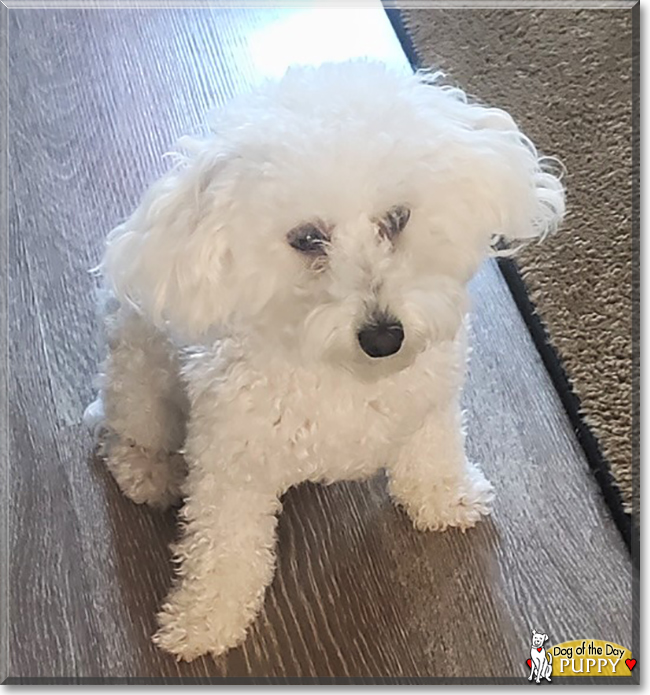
85,292 -> 188,509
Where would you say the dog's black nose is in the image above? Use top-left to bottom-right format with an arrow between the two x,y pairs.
358,320 -> 404,358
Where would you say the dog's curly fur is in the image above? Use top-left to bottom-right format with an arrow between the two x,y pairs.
84,60 -> 565,661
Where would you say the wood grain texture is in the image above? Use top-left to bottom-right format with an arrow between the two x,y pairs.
6,5 -> 632,682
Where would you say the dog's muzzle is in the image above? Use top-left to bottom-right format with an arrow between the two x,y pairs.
357,318 -> 404,358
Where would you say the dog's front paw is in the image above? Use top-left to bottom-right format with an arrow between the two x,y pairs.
395,463 -> 494,532
153,592 -> 250,661
105,438 -> 186,509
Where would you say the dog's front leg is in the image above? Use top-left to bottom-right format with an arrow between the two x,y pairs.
153,461 -> 284,661
388,402 -> 494,531
528,658 -> 535,681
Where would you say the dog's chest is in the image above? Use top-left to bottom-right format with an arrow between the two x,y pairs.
270,376 -> 420,481
264,365 -> 436,478
184,344 -> 448,482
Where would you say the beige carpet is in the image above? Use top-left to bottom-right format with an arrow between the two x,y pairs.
398,8 -> 635,515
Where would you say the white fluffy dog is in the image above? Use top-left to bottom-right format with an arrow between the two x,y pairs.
84,60 -> 564,661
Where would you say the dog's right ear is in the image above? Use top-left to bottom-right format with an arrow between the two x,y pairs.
102,141 -> 238,342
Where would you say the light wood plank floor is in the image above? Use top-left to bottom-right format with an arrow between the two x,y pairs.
6,5 -> 633,682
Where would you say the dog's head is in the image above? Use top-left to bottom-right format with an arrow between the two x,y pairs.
103,61 -> 564,378
532,630 -> 549,648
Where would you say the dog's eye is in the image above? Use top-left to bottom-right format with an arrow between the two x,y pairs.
287,223 -> 329,256
376,205 -> 411,240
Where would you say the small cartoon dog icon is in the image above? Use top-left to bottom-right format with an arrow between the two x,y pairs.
528,629 -> 552,683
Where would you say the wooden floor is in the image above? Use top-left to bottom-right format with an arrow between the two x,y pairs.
6,5 -> 633,682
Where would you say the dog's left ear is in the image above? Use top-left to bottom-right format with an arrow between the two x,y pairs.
465,104 -> 566,245
102,140 -> 239,341
417,74 -> 566,245
543,634 -> 548,642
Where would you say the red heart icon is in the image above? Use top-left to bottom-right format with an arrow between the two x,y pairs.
537,647 -> 543,652
527,659 -> 532,668
626,659 -> 636,671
